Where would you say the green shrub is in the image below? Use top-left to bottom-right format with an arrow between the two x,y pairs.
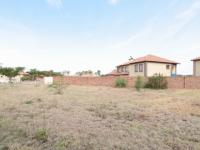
115,77 -> 127,88
24,100 -> 33,104
145,74 -> 168,89
135,76 -> 143,91
35,128 -> 48,143
21,76 -> 32,81
56,136 -> 74,150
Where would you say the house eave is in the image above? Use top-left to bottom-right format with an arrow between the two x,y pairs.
117,61 -> 179,67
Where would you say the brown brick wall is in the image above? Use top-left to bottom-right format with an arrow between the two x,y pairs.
54,76 -> 200,89
166,77 -> 185,89
184,77 -> 200,89
54,76 -> 134,87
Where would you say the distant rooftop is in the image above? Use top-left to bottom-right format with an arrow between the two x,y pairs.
192,56 -> 200,61
117,54 -> 179,67
106,70 -> 129,76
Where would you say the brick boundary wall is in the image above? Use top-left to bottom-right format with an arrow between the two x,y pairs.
53,76 -> 200,89
184,77 -> 200,89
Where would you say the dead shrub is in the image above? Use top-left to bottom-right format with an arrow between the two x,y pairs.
112,111 -> 149,122
190,113 -> 200,117
87,104 -> 117,120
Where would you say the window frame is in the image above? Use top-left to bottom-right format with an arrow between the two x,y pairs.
166,65 -> 170,70
123,66 -> 125,72
135,64 -> 139,72
139,64 -> 143,72
120,67 -> 123,72
125,66 -> 128,72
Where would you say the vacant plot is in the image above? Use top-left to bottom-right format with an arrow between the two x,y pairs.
0,83 -> 200,150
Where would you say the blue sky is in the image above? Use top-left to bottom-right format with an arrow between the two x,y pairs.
0,0 -> 200,74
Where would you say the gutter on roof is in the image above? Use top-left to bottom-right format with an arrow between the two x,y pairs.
116,64 -> 128,67
191,59 -> 200,61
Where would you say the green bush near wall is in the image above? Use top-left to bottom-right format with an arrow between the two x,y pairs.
135,76 -> 144,91
115,77 -> 127,88
21,76 -> 32,81
145,74 -> 168,89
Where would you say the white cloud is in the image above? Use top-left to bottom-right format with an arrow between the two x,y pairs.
109,0 -> 120,5
112,0 -> 200,49
163,1 -> 200,39
46,0 -> 63,9
176,1 -> 200,19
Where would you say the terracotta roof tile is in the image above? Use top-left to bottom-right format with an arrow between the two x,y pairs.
117,54 -> 178,67
106,70 -> 129,76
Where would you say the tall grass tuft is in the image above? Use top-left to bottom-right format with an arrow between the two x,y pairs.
135,76 -> 143,91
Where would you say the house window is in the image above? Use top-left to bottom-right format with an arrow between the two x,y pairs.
139,64 -> 143,72
125,66 -> 128,72
123,67 -> 125,72
120,67 -> 122,72
135,64 -> 139,72
166,65 -> 170,70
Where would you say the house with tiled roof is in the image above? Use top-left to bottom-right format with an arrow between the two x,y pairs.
116,54 -> 179,77
192,56 -> 200,76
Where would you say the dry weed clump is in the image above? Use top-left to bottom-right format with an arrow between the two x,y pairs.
87,103 -> 118,120
25,100 -> 33,105
87,104 -> 108,119
56,136 -> 74,150
87,104 -> 149,122
48,83 -> 65,95
114,111 -> 149,122
34,128 -> 48,143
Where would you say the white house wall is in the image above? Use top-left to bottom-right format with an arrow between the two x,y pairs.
0,75 -> 9,83
146,62 -> 172,77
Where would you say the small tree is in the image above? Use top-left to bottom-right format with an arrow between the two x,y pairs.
95,70 -> 101,76
0,67 -> 24,82
75,72 -> 81,76
135,76 -> 143,91
29,69 -> 39,80
62,70 -> 70,76
15,67 -> 25,73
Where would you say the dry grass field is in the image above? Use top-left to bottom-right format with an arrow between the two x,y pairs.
0,83 -> 200,150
